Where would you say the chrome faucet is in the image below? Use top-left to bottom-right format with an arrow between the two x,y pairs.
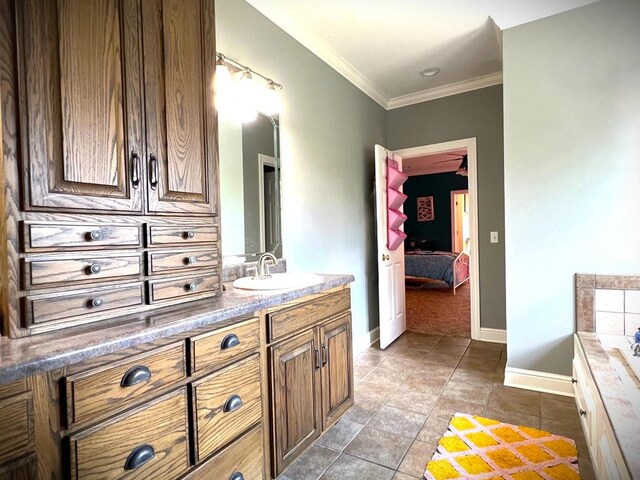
631,328 -> 640,357
256,253 -> 278,279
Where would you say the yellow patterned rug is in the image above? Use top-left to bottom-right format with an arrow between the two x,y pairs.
424,413 -> 581,480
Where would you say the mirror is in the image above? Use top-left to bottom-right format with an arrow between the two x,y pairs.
219,113 -> 282,264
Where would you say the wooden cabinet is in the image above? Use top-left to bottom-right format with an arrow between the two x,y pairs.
270,329 -> 322,473
267,287 -> 353,476
19,0 -> 144,213
141,0 -> 217,215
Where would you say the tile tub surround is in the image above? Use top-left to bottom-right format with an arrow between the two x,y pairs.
576,273 -> 640,333
278,333 -> 595,480
577,332 -> 640,477
0,273 -> 353,384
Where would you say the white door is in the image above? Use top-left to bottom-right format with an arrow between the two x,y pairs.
375,145 -> 406,348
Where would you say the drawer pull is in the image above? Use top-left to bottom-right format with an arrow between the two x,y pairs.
229,473 -> 245,480
186,256 -> 197,265
223,394 -> 243,413
88,230 -> 102,241
88,264 -> 102,275
120,365 -> 152,387
220,333 -> 240,350
90,297 -> 104,308
124,444 -> 155,471
321,344 -> 328,366
184,230 -> 195,239
187,282 -> 197,292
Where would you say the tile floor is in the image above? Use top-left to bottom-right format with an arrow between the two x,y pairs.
279,332 -> 595,480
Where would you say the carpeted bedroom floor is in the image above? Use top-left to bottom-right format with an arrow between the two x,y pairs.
406,280 -> 470,337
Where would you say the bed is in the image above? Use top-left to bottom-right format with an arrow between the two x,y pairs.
404,251 -> 470,294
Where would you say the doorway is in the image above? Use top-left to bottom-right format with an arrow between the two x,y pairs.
395,138 -> 480,340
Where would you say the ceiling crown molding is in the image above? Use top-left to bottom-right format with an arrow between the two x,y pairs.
387,72 -> 503,110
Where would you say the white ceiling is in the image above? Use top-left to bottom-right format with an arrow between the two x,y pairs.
245,0 -> 600,109
404,149 -> 467,176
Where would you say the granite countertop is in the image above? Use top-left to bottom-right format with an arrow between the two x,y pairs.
577,332 -> 640,477
0,274 -> 354,385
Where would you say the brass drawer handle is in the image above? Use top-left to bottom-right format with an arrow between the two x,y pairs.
220,334 -> 240,350
186,282 -> 197,292
90,297 -> 103,308
120,365 -> 152,387
229,473 -> 245,480
88,230 -> 102,241
186,256 -> 197,265
124,444 -> 155,471
88,264 -> 102,275
223,394 -> 243,413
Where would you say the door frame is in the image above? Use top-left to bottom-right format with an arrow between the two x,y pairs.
450,189 -> 469,253
394,138 -> 481,340
258,153 -> 276,252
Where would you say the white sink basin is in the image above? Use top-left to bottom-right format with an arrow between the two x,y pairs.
232,272 -> 323,291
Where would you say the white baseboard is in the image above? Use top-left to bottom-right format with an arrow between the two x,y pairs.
354,327 -> 380,355
504,367 -> 574,397
478,328 -> 507,344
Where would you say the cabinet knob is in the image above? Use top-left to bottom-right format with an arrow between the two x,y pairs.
90,297 -> 103,308
89,264 -> 102,275
124,444 -> 155,471
187,282 -> 197,292
185,230 -> 195,239
186,256 -> 197,265
89,230 -> 102,241
579,409 -> 587,417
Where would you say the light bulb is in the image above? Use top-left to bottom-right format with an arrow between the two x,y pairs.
259,81 -> 281,116
236,70 -> 258,123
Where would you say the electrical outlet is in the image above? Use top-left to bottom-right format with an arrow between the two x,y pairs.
490,231 -> 499,243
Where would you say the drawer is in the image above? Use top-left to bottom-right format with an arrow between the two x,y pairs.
146,248 -> 219,275
0,454 -> 37,480
26,282 -> 144,327
189,317 -> 260,375
267,288 -> 351,342
68,389 -> 190,480
24,253 -> 141,288
0,392 -> 34,465
147,224 -> 218,247
184,425 -> 264,480
147,271 -> 219,304
192,354 -> 262,462
64,342 -> 187,427
24,222 -> 141,251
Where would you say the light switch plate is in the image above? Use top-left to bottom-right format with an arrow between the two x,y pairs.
490,231 -> 499,243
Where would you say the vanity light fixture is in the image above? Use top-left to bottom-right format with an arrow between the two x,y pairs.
215,53 -> 283,123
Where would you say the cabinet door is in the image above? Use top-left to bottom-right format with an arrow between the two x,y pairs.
270,329 -> 321,475
141,0 -> 218,215
320,313 -> 353,429
19,0 -> 144,212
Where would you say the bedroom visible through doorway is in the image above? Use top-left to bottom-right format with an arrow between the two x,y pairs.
395,138 -> 479,339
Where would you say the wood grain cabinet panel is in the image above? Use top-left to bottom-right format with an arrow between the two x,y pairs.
0,454 -> 37,480
0,392 -> 34,465
147,271 -> 219,304
24,253 -> 141,288
184,426 -> 264,480
68,388 -> 190,480
146,224 -> 218,247
189,317 -> 260,375
141,0 -> 217,214
270,329 -> 322,474
267,289 -> 351,342
24,223 -> 142,252
146,248 -> 218,275
18,0 -> 144,212
26,282 -> 144,329
320,313 -> 353,429
191,354 -> 262,463
64,342 -> 186,427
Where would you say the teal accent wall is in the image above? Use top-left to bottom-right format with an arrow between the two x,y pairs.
404,172 -> 468,252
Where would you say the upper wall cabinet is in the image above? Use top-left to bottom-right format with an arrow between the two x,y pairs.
18,0 -> 217,215
142,0 -> 217,215
19,0 -> 144,213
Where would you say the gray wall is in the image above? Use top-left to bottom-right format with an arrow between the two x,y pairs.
216,0 -> 387,341
387,85 -> 506,330
503,0 -> 640,375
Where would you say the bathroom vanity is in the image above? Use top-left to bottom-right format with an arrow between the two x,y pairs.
0,277 -> 354,479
